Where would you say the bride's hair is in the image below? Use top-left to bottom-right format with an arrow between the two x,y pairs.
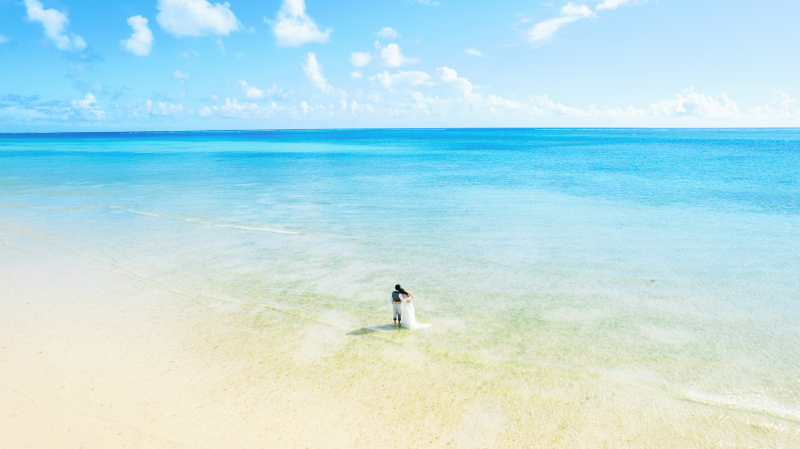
398,287 -> 409,295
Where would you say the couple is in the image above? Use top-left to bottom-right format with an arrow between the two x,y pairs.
391,284 -> 431,330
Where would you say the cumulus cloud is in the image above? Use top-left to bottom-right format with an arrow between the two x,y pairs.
237,80 -> 282,100
0,35 -> 8,44
156,0 -> 239,37
437,67 -> 473,94
377,42 -> 418,67
145,99 -> 184,116
465,48 -> 483,57
272,0 -> 331,47
769,91 -> 799,116
173,70 -> 189,79
121,16 -> 153,56
376,27 -> 400,39
237,80 -> 264,100
72,93 -> 96,109
5,80 -> 799,127
349,51 -> 371,67
71,93 -> 104,118
371,70 -> 433,90
649,88 -> 741,118
24,0 -> 86,50
351,70 -> 363,79
289,87 -> 795,125
221,98 -> 259,117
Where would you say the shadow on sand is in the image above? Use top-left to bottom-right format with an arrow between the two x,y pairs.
347,325 -> 395,336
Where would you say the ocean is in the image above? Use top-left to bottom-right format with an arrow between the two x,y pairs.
1,128 -> 799,445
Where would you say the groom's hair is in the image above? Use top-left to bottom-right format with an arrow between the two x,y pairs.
395,284 -> 401,291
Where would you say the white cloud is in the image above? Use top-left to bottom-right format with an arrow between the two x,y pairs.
371,70 -> 433,90
0,35 -> 8,44
221,98 -> 259,117
267,84 -> 284,97
237,80 -> 264,100
485,95 -> 523,110
156,0 -> 239,37
528,3 -> 595,43
561,2 -> 595,17
173,70 -> 189,79
411,92 -> 450,115
24,0 -> 86,51
236,80 -> 282,100
528,16 -> 580,42
414,0 -> 439,5
527,1 -> 642,44
71,93 -> 104,118
351,70 -> 363,79
437,67 -> 473,94
272,0 -> 331,47
348,100 -> 374,114
465,48 -> 483,57
771,91 -> 799,115
6,82 -> 799,127
376,27 -> 400,39
72,93 -> 96,109
303,52 -> 327,91
649,88 -> 741,118
121,16 -> 153,56
596,0 -> 635,11
199,105 -> 217,116
349,51 -> 371,67
146,99 -> 184,116
302,52 -> 344,96
378,42 -> 418,67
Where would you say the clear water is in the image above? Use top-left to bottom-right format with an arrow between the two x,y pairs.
2,129 -> 799,443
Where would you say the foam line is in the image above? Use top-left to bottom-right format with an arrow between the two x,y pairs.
109,206 -> 300,235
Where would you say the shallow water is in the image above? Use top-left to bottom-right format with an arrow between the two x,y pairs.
2,129 -> 799,445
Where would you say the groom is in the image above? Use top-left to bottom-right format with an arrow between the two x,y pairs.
391,284 -> 403,327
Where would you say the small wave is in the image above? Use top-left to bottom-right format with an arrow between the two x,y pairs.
685,390 -> 800,422
109,206 -> 300,235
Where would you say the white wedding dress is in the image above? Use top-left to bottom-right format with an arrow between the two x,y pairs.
401,301 -> 431,329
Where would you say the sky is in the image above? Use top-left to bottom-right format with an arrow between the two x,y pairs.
0,0 -> 799,131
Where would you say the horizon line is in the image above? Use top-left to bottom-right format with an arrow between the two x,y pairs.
2,127 -> 800,136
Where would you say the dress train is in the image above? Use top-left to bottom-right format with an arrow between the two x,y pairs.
401,302 -> 431,329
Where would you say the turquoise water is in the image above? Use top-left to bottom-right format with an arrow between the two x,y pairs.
2,129 -> 799,439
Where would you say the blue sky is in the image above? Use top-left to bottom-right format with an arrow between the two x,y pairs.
1,0 -> 798,131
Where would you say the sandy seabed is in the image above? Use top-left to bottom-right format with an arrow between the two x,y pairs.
2,228 -> 799,449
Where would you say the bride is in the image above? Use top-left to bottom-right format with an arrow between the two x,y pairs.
399,288 -> 431,330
